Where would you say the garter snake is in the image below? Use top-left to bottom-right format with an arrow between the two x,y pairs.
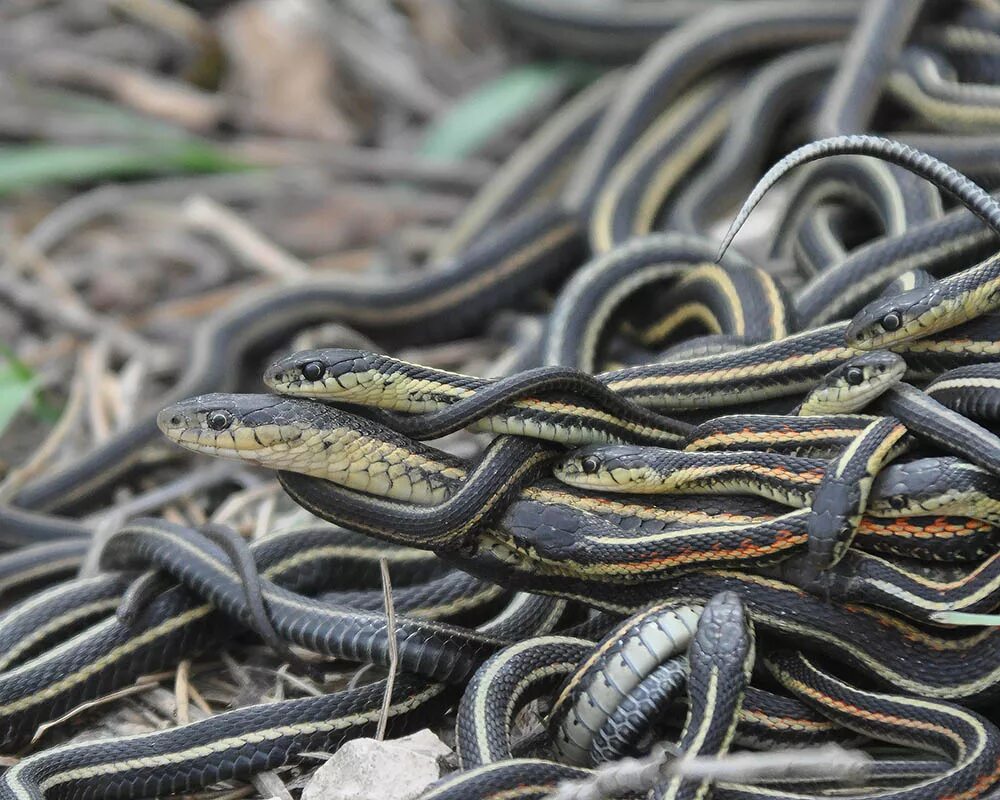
10,6 -> 1000,799
154,394 -> 1000,698
650,592 -> 753,800
264,313 -> 1000,417
263,350 -> 693,446
554,348 -> 1000,571
436,598 -> 1000,800
555,451 -> 1000,528
157,393 -> 996,576
719,135 -> 1000,349
926,363 -> 1000,421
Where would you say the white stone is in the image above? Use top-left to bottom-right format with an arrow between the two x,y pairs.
302,730 -> 452,800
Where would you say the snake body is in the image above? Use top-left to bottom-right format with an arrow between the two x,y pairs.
8,4 -> 1000,799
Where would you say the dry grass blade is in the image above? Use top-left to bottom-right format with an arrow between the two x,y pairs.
182,195 -> 310,283
376,556 -> 398,741
30,677 -> 162,744
174,659 -> 192,725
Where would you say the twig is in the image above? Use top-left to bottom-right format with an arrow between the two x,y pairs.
190,787 -> 255,800
79,510 -> 127,578
30,676 -> 161,744
547,746 -> 670,800
82,337 -> 113,443
182,195 -> 311,283
187,681 -> 212,716
253,494 -> 277,541
175,659 -> 192,725
669,745 -> 872,783
347,662 -> 377,691
22,49 -> 223,131
140,685 -> 210,728
0,272 -> 162,363
376,557 -> 398,741
548,744 -> 871,800
252,771 -> 293,800
114,357 -> 149,430
275,664 -> 325,698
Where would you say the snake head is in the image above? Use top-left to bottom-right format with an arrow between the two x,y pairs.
159,393 -> 450,496
799,351 -> 906,415
690,591 -> 754,681
264,349 -> 383,397
157,393 -> 322,464
845,285 -> 943,348
553,445 -> 660,492
869,456 -> 969,517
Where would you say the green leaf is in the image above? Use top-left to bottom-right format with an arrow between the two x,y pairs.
0,355 -> 37,437
0,141 -> 248,197
419,62 -> 599,160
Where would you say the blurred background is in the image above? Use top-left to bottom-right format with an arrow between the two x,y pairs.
0,0 -> 600,471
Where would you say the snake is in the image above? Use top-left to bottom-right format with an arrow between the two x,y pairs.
263,309 -> 1000,417
156,392 -> 999,580
10,4 -> 1000,799
650,592 -> 754,800
433,596 -> 1000,800
150,393 -> 1000,703
554,347 -> 1000,573
719,135 -> 1000,349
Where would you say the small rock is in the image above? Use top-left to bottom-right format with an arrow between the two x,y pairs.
302,730 -> 452,800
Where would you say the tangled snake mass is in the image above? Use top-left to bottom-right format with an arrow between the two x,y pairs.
9,1 -> 1000,798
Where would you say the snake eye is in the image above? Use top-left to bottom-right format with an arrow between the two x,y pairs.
206,410 -> 233,431
581,456 -> 601,475
881,312 -> 902,332
845,367 -> 864,386
301,361 -> 324,382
